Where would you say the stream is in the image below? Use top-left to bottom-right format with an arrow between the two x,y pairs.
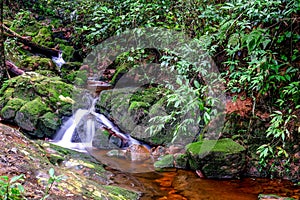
51,92 -> 300,199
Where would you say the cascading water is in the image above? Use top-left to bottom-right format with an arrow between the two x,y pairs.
52,109 -> 90,152
52,51 -> 66,69
51,97 -> 142,152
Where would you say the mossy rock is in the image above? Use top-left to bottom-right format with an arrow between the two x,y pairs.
20,56 -> 58,72
61,69 -> 88,85
0,73 -> 76,137
34,70 -> 57,77
111,63 -> 132,85
186,138 -> 245,156
59,44 -> 75,62
15,97 -> 51,132
154,154 -> 174,170
0,124 -> 139,199
32,27 -> 54,48
96,87 -> 174,145
37,112 -> 61,137
48,153 -> 65,165
186,138 -> 246,178
102,185 -> 140,200
174,153 -> 188,169
0,98 -> 26,120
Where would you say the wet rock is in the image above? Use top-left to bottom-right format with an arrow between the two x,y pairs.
258,194 -> 296,200
96,88 -> 175,146
166,144 -> 185,154
186,138 -> 246,179
125,144 -> 151,162
151,146 -> 166,158
106,149 -> 126,158
174,153 -> 188,169
154,154 -> 174,170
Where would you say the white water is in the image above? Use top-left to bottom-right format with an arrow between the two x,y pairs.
51,98 -> 141,152
52,109 -> 89,152
52,51 -> 66,69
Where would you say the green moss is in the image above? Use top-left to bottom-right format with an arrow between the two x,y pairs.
40,112 -> 61,130
154,154 -> 174,170
103,185 -> 139,200
59,44 -> 75,62
20,56 -> 57,72
32,27 -> 54,47
186,138 -> 245,156
61,69 -> 88,86
0,98 -> 26,120
128,101 -> 150,111
174,153 -> 188,169
15,97 -> 51,132
0,88 -> 15,109
111,63 -> 131,85
34,70 -> 57,77
49,153 -> 65,165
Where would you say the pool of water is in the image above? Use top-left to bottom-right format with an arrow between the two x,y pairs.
89,149 -> 300,200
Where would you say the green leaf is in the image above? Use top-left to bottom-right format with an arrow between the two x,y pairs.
10,174 -> 24,184
49,168 -> 55,177
17,184 -> 25,193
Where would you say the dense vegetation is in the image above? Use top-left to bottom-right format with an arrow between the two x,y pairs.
1,0 -> 299,180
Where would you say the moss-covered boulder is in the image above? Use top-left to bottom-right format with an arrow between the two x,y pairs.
59,44 -> 75,62
0,72 -> 76,138
15,97 -> 51,132
186,138 -> 246,179
32,27 -> 54,47
0,98 -> 26,120
96,87 -> 175,145
154,154 -> 174,170
20,56 -> 58,72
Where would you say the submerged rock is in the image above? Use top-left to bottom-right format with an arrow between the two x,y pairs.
186,138 -> 246,179
258,194 -> 296,200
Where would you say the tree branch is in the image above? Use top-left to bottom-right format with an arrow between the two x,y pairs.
6,60 -> 24,75
2,24 -> 61,58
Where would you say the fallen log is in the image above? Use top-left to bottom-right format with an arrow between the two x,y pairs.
2,24 -> 61,58
6,61 -> 24,75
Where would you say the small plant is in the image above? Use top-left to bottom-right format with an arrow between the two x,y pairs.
41,168 -> 66,200
0,174 -> 25,200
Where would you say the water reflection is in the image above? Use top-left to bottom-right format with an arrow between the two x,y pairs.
90,149 -> 300,200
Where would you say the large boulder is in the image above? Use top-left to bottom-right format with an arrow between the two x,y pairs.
96,87 -> 175,146
186,138 -> 246,179
0,72 -> 75,138
20,56 -> 59,72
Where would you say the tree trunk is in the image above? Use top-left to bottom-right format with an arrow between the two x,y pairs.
0,0 -> 7,83
3,24 -> 61,58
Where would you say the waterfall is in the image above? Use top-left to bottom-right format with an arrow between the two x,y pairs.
52,109 -> 89,152
52,51 -> 66,69
51,98 -> 142,152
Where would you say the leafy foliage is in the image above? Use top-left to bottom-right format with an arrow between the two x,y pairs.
0,174 -> 25,200
5,0 -> 300,176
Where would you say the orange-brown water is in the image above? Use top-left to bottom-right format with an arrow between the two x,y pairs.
89,149 -> 300,200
